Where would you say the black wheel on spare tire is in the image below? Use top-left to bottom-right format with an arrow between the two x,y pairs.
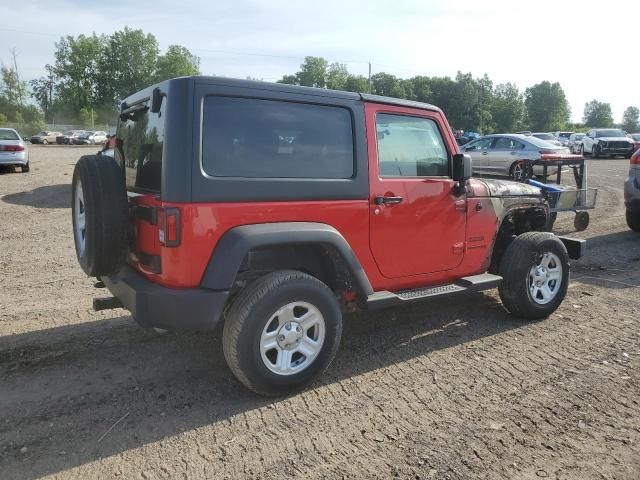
498,232 -> 570,320
223,270 -> 343,397
71,154 -> 128,277
626,208 -> 640,232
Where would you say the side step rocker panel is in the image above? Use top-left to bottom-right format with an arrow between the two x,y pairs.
366,273 -> 503,310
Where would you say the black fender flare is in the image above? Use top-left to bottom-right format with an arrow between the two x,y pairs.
200,222 -> 374,295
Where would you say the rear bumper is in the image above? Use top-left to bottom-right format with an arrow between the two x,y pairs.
100,265 -> 229,331
0,153 -> 27,165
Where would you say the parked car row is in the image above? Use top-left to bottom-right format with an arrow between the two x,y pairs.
30,130 -> 109,145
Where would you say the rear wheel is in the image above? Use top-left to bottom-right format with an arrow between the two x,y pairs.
20,162 -> 29,173
223,270 -> 342,396
72,154 -> 128,276
498,232 -> 569,319
626,208 -> 640,232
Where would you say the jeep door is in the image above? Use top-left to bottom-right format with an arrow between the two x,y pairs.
366,103 -> 467,278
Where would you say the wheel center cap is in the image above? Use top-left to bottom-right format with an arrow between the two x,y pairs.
277,322 -> 303,349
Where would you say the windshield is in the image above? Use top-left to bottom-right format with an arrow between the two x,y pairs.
533,133 -> 555,140
558,132 -> 573,138
596,129 -> 625,138
0,129 -> 20,141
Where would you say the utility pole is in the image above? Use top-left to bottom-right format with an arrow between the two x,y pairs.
368,62 -> 372,93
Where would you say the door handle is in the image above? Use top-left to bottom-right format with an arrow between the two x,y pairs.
374,195 -> 403,205
481,151 -> 488,155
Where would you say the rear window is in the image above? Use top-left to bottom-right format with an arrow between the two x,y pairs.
202,96 -> 354,179
117,98 -> 165,193
0,129 -> 19,140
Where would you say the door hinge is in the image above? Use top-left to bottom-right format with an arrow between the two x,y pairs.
452,242 -> 465,254
454,199 -> 467,212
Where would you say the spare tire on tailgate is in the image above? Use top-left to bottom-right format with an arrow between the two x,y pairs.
72,154 -> 128,277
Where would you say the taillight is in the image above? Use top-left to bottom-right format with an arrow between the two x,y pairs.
158,207 -> 181,247
631,152 -> 640,165
0,145 -> 25,152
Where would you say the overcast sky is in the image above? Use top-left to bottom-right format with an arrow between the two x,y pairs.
1,0 -> 638,123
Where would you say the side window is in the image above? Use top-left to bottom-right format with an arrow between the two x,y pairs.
493,137 -> 512,150
202,97 -> 354,179
376,113 -> 449,177
468,137 -> 493,151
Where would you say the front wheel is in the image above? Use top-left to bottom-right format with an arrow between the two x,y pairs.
592,145 -> 600,159
223,270 -> 343,396
42,139 -> 48,145
498,232 -> 570,320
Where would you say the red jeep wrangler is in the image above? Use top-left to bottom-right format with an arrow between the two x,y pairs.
72,77 -> 584,396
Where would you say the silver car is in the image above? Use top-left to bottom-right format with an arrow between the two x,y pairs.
461,134 -> 570,180
0,128 -> 29,172
30,131 -> 62,145
568,133 -> 585,153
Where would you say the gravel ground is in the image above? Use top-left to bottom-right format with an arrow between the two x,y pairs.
0,146 -> 638,480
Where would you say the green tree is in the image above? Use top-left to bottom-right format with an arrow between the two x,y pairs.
0,112 -> 7,125
53,33 -> 106,113
371,72 -> 411,98
155,45 -> 200,83
524,81 -> 570,131
278,74 -> 298,85
326,62 -> 349,90
583,100 -> 613,127
621,106 -> 640,133
410,76 -> 432,103
491,83 -> 524,133
97,27 -> 158,103
344,74 -> 369,93
29,64 -> 56,121
1,64 -> 28,105
297,56 -> 328,87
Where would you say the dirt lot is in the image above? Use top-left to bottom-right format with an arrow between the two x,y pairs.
0,146 -> 638,480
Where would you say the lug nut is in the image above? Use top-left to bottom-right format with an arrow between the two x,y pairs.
278,334 -> 285,341
285,323 -> 291,330
296,326 -> 302,333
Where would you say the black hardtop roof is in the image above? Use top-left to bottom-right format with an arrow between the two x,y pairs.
121,75 -> 440,113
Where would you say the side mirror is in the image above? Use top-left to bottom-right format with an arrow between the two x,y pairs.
452,153 -> 472,183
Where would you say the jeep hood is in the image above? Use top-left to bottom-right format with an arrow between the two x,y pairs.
468,178 -> 542,198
